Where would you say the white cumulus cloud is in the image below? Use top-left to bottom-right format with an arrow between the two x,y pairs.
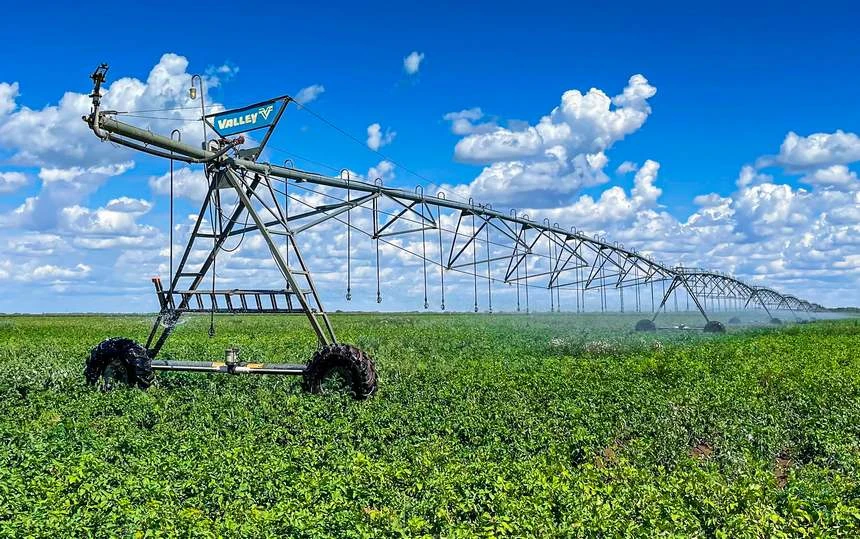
800,165 -> 858,190
454,74 -> 656,165
0,171 -> 28,192
403,51 -> 425,75
442,75 -> 656,208
29,263 -> 91,281
616,161 -> 638,175
443,108 -> 498,135
0,53 -> 232,169
294,84 -> 325,105
0,82 -> 18,115
366,123 -> 396,151
758,130 -> 860,171
149,166 -> 210,201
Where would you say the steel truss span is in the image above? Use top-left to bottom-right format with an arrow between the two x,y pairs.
81,65 -> 823,394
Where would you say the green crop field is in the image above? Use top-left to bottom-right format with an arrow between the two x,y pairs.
1,314 -> 859,537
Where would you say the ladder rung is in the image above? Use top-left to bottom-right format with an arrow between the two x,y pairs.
157,287 -> 313,315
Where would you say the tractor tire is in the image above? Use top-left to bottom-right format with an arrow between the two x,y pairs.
635,319 -> 656,332
770,318 -> 782,325
703,321 -> 726,333
85,337 -> 153,390
303,344 -> 377,400
728,316 -> 742,325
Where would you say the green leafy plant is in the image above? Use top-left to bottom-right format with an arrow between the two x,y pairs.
0,314 -> 858,537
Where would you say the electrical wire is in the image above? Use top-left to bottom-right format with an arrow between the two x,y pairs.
117,114 -> 199,121
118,105 -> 201,114
266,145 -> 345,175
217,209 -> 251,253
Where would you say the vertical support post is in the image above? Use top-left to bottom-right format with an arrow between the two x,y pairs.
523,229 -> 530,314
548,234 -> 555,313
472,213 -> 478,313
437,204 -> 445,311
651,281 -> 655,313
661,280 -> 667,313
514,239 -> 521,312
575,255 -> 581,313
373,195 -> 381,304
600,262 -> 606,313
422,205 -> 429,310
345,174 -> 351,301
485,222 -> 492,313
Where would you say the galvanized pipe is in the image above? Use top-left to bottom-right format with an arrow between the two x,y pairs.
151,360 -> 306,375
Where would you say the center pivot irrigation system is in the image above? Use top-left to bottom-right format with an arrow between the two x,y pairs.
82,65 -> 823,398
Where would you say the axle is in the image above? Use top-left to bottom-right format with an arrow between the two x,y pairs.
151,359 -> 306,376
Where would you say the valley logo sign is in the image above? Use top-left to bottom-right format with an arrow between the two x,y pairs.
205,95 -> 291,138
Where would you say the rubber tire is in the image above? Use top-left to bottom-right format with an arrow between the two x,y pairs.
85,337 -> 153,389
770,318 -> 782,325
635,319 -> 656,332
728,316 -> 742,325
703,321 -> 726,333
303,344 -> 377,400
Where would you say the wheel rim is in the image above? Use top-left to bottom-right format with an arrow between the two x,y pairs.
100,358 -> 129,390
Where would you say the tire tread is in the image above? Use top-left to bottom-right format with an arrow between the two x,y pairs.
303,344 -> 377,399
85,337 -> 153,389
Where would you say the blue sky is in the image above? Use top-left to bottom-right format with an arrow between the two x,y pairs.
0,1 -> 858,312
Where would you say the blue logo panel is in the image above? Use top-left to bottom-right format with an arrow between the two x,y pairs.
209,99 -> 284,137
